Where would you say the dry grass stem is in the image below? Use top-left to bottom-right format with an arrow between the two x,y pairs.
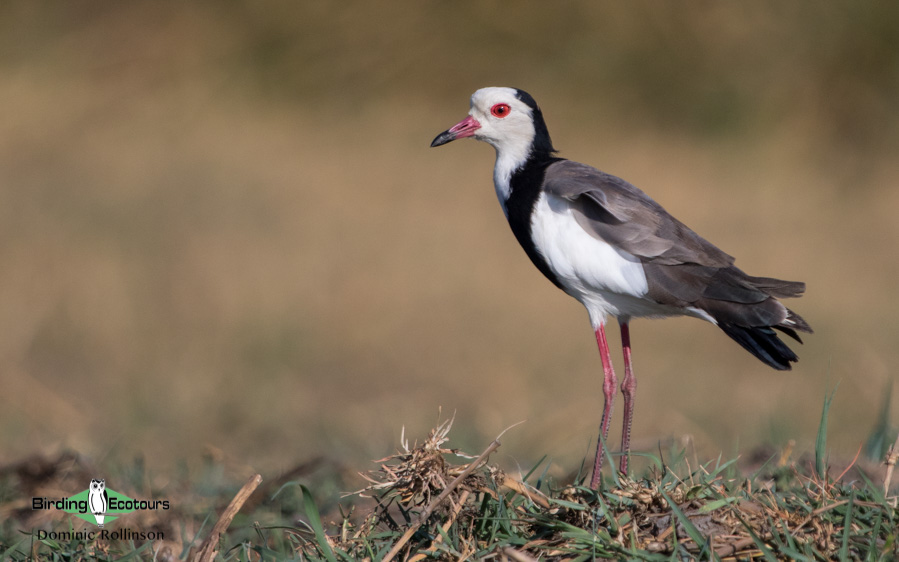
502,546 -> 539,562
883,431 -> 899,499
500,476 -> 551,509
407,489 -> 471,562
194,473 -> 262,562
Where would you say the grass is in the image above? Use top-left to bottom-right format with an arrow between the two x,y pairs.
3,1 -> 899,472
2,398 -> 897,560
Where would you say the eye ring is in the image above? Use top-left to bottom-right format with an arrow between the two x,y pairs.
491,103 -> 511,118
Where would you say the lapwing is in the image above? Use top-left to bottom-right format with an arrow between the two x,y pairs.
431,87 -> 812,488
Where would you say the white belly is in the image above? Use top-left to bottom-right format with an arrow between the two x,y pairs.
530,192 -> 690,326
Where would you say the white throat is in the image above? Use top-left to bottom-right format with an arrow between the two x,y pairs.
464,87 -> 539,218
490,141 -> 532,218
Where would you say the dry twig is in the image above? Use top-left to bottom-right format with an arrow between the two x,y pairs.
407,489 -> 471,562
194,473 -> 262,562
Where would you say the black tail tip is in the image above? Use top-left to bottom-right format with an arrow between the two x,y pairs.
718,323 -> 800,370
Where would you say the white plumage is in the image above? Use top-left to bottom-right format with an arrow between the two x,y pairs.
531,192 -> 651,325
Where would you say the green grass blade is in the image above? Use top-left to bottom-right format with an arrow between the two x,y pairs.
865,379 -> 893,461
1,536 -> 30,559
839,490 -> 856,560
816,384 -> 839,480
603,442 -> 621,488
628,451 -> 664,472
300,484 -> 337,562
856,470 -> 888,504
659,490 -> 719,562
863,507 -> 883,561
594,491 -> 619,535
727,505 -> 780,562
703,456 -> 739,481
696,497 -> 739,514
521,454 -> 548,482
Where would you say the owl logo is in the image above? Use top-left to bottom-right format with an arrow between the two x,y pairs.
88,479 -> 109,527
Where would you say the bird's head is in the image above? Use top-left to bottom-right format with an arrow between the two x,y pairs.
431,87 -> 555,160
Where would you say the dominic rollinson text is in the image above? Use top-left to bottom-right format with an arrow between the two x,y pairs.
36,528 -> 164,541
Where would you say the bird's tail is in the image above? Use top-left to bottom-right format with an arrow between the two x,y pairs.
717,308 -> 811,371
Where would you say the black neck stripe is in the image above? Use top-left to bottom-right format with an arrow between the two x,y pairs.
513,89 -> 557,156
505,154 -> 565,290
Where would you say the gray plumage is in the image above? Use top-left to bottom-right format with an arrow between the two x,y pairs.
544,159 -> 811,369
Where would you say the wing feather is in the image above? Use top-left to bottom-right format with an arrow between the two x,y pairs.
543,160 -> 734,267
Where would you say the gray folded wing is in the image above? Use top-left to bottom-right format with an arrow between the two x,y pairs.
544,160 -> 735,268
542,160 -> 807,325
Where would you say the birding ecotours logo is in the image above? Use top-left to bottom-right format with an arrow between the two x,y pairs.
32,478 -> 170,528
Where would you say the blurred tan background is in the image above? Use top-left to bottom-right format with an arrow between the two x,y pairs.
1,2 -> 897,476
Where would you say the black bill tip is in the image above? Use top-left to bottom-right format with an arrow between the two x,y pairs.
430,130 -> 456,147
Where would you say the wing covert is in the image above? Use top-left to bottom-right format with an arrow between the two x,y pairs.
543,160 -> 734,267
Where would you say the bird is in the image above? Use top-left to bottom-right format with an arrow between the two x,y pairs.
430,87 -> 812,488
88,478 -> 109,528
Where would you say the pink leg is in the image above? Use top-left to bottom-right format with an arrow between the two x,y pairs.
589,323 -> 618,489
619,321 -> 636,475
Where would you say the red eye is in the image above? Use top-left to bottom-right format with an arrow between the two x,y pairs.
491,103 -> 511,118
